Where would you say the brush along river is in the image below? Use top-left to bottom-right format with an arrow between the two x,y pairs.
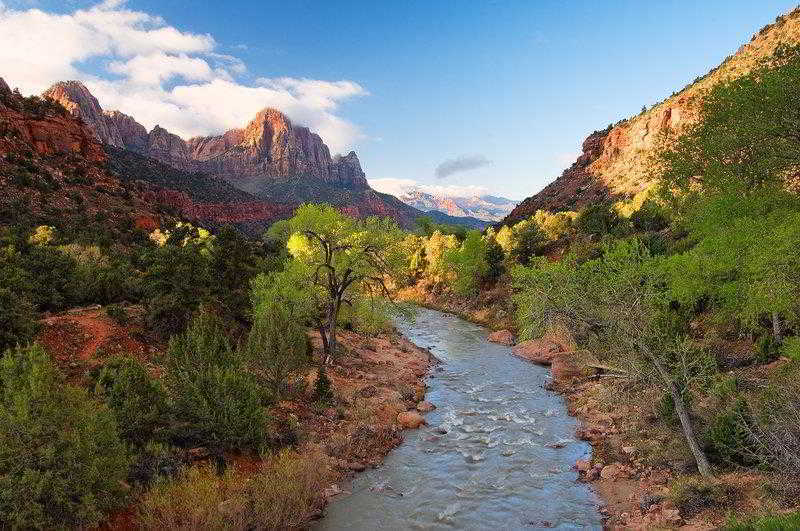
316,307 -> 603,530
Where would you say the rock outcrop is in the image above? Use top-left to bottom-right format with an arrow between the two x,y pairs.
43,81 -> 369,189
43,81 -> 125,147
503,7 -> 800,225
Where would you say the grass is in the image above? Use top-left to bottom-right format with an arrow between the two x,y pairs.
137,449 -> 333,530
725,511 -> 800,531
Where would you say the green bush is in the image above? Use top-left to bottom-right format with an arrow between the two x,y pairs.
105,303 -> 129,325
577,202 -> 621,237
0,287 -> 37,352
485,238 -> 505,281
128,441 -> 183,487
757,334 -> 781,364
166,312 -> 267,451
0,344 -> 130,528
705,399 -> 758,467
725,510 -> 800,530
20,245 -> 78,311
313,364 -> 334,404
247,301 -> 310,398
443,230 -> 489,295
780,336 -> 800,362
669,477 -> 737,518
91,357 -> 168,447
630,199 -> 669,232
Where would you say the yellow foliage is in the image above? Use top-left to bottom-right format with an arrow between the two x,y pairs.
532,210 -> 578,240
28,225 -> 55,246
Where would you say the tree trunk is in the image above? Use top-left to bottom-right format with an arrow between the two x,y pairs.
772,311 -> 783,342
651,353 -> 712,477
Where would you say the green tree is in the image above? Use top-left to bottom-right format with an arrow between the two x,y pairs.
209,225 -> 260,321
285,204 -> 405,361
443,230 -> 489,296
513,240 -> 712,476
511,220 -> 546,265
0,344 -> 130,528
576,202 -> 621,237
661,45 -> 800,197
246,301 -> 310,399
0,246 -> 37,351
91,357 -> 169,448
165,311 -> 266,451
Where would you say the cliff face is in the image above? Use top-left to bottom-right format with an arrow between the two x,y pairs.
43,82 -> 369,189
503,7 -> 800,225
502,130 -> 610,225
0,78 -> 173,235
1,79 -> 106,163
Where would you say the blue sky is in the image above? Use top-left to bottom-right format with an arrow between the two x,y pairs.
1,0 -> 797,199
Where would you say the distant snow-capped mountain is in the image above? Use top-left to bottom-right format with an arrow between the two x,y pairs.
397,188 -> 517,222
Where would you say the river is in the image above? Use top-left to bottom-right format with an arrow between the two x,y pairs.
316,307 -> 603,530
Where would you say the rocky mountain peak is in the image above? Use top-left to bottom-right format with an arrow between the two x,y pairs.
0,77 -> 11,97
42,82 -> 368,189
43,81 -> 124,147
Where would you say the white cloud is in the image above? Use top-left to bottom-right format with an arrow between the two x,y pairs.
368,178 -> 493,199
0,0 -> 366,152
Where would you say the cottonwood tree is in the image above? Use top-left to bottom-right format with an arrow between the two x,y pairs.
513,240 -> 713,476
286,204 -> 406,362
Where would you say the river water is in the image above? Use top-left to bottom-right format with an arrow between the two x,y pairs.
316,307 -> 603,530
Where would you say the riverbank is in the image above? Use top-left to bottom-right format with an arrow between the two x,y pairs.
396,278 -> 516,332
36,306 -> 434,529
401,286 -> 795,529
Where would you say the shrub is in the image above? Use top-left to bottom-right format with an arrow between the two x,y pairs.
313,365 -> 334,404
705,399 -> 758,467
669,477 -> 737,518
247,301 -> 310,398
0,287 -> 37,353
724,510 -> 800,530
630,199 -> 669,232
137,450 -> 333,531
0,344 -> 130,528
106,303 -> 129,325
166,312 -> 267,451
128,441 -> 183,487
91,357 -> 168,447
510,221 -> 546,266
20,245 -> 78,311
577,202 -> 621,236
780,336 -> 800,362
485,238 -> 505,281
443,230 -> 489,295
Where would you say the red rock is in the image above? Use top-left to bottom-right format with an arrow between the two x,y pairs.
575,459 -> 591,472
511,339 -> 562,365
488,330 -> 515,346
397,410 -> 426,429
416,401 -> 436,413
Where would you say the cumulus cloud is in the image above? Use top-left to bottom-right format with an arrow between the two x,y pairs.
434,155 -> 492,179
369,178 -> 492,199
0,0 -> 366,151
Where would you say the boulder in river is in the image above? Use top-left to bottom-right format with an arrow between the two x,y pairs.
512,339 -> 563,365
416,400 -> 436,412
488,329 -> 515,345
397,410 -> 426,429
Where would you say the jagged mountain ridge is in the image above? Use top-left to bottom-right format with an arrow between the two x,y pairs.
43,81 -> 368,188
502,7 -> 800,226
397,187 -> 517,222
40,80 -> 455,230
0,76 -> 180,238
